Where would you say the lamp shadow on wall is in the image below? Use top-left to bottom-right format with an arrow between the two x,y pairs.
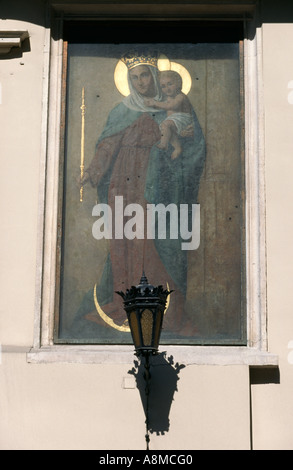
128,352 -> 185,435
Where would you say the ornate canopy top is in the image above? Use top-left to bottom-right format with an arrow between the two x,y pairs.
116,272 -> 172,308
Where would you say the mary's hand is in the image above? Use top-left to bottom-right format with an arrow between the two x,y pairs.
144,98 -> 156,107
77,171 -> 90,186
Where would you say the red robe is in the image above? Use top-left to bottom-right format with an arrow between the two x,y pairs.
86,113 -> 193,334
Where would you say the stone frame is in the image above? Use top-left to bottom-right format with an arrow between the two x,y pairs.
27,3 -> 278,366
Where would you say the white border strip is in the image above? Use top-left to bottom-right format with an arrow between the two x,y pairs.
27,345 -> 278,366
244,15 -> 267,351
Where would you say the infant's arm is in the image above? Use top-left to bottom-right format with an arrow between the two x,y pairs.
151,93 -> 186,111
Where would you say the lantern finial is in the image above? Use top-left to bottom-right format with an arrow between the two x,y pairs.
140,271 -> 148,285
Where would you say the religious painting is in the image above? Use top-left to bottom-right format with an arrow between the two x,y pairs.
55,35 -> 245,345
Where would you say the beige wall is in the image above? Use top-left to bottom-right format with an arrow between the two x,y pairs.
251,20 -> 293,450
0,0 -> 293,450
0,355 -> 250,450
0,6 -> 45,347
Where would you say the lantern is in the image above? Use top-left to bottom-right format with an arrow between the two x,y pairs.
116,272 -> 172,356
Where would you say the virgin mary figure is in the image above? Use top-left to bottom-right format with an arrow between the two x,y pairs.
70,52 -> 206,341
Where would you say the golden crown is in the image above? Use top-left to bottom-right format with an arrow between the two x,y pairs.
121,53 -> 158,71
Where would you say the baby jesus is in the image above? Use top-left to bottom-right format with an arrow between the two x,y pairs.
144,70 -> 193,159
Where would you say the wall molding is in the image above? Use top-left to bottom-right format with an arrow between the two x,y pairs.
0,30 -> 29,55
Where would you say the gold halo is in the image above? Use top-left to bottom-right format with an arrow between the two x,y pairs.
93,283 -> 170,332
114,60 -> 130,97
157,54 -> 171,72
114,55 -> 192,97
169,62 -> 192,95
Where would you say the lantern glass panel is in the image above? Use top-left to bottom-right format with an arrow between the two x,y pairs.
129,311 -> 140,349
141,309 -> 153,347
154,310 -> 163,348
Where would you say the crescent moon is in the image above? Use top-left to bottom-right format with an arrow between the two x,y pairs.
93,283 -> 171,332
94,284 -> 130,332
114,56 -> 192,96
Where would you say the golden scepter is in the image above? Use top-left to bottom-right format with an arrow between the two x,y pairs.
80,87 -> 86,202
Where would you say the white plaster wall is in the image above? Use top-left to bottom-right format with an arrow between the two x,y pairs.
0,353 -> 250,450
0,354 -> 147,450
0,8 -> 45,346
250,21 -> 293,450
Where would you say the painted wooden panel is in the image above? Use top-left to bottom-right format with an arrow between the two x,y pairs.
55,40 -> 245,345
